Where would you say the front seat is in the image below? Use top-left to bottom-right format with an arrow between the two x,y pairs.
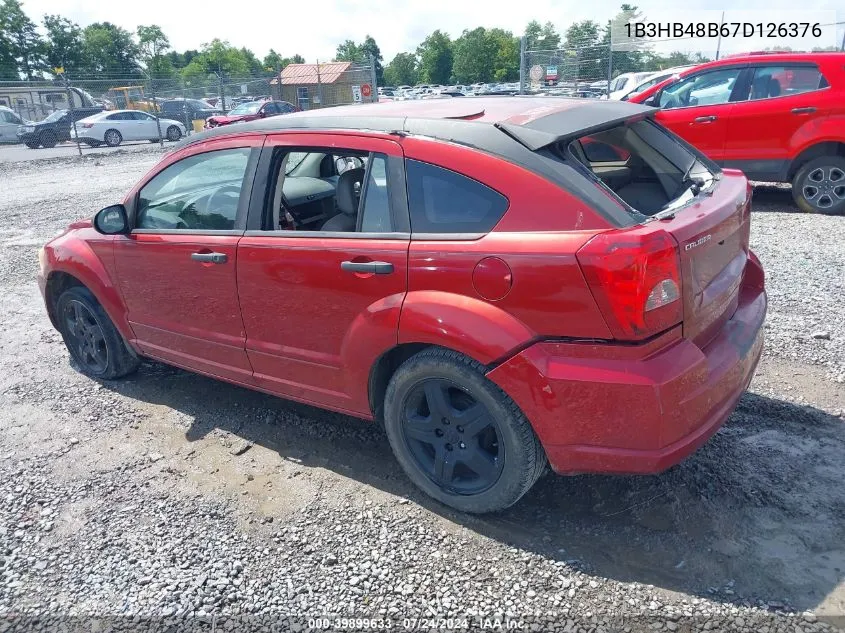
321,168 -> 365,232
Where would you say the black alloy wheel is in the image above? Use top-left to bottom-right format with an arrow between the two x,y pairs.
402,378 -> 504,495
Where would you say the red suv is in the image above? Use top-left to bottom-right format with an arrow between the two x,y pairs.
628,53 -> 845,214
204,100 -> 297,129
38,98 -> 766,513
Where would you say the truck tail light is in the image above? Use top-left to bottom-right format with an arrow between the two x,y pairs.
576,229 -> 683,341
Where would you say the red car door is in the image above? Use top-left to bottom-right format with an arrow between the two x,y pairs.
113,136 -> 263,384
653,65 -> 747,161
237,133 -> 408,417
723,63 -> 831,179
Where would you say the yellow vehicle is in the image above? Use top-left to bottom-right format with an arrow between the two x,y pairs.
106,86 -> 159,113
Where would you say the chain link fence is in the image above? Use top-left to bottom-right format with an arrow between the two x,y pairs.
520,20 -> 845,98
0,58 -> 378,143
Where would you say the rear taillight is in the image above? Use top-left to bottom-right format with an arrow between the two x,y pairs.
80,123 -> 93,128
576,229 -> 682,341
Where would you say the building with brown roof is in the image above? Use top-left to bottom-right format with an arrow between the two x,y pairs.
271,62 -> 376,110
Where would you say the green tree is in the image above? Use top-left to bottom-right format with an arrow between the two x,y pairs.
82,22 -> 140,76
335,39 -> 360,62
452,27 -> 499,84
181,39 -> 251,89
335,36 -> 383,84
383,52 -> 418,86
43,14 -> 83,75
263,50 -> 304,72
137,25 -> 174,77
524,20 -> 561,50
489,28 -> 519,82
359,35 -> 384,85
603,5 -> 651,78
0,0 -> 44,79
416,30 -> 452,84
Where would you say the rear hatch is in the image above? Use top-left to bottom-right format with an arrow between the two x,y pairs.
524,111 -> 752,345
659,171 -> 750,346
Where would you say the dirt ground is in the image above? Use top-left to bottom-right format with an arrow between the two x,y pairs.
0,151 -> 843,631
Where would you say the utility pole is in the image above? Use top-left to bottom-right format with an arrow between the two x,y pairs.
316,60 -> 323,109
60,69 -> 83,157
715,11 -> 726,60
519,36 -> 526,95
368,53 -> 378,102
147,70 -> 163,148
606,26 -> 614,97
217,66 -> 226,113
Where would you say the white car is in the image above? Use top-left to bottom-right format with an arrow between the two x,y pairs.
72,109 -> 186,147
606,72 -> 655,100
620,65 -> 697,101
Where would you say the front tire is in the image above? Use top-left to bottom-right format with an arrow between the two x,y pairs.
24,141 -> 39,149
383,348 -> 546,514
39,131 -> 57,148
792,155 -> 845,215
56,286 -> 139,380
166,125 -> 182,142
104,129 -> 122,147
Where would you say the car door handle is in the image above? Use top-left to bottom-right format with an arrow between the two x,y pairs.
191,252 -> 227,264
341,261 -> 394,274
791,107 -> 816,115
693,115 -> 717,123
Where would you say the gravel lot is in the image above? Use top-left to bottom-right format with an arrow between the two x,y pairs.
0,152 -> 843,632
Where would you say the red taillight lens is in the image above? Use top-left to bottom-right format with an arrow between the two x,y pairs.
80,123 -> 93,128
576,229 -> 683,340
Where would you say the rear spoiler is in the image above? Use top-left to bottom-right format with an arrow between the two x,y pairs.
494,102 -> 658,151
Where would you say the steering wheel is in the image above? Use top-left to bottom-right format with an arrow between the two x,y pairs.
335,156 -> 364,174
206,185 -> 241,216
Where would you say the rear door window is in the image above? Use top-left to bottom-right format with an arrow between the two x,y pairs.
746,65 -> 827,100
405,160 -> 508,234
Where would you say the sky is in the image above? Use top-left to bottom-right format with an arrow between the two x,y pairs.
18,0 -> 845,62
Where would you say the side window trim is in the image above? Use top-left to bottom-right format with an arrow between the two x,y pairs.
657,64 -> 747,110
740,63 -> 829,102
129,146 -> 260,233
245,144 -> 410,237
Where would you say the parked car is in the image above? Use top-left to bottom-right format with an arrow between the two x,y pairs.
39,97 -> 766,513
0,106 -> 29,143
616,66 -> 696,101
71,109 -> 186,147
606,72 -> 655,100
628,52 -> 845,214
204,100 -> 297,129
17,107 -> 104,148
159,99 -> 221,124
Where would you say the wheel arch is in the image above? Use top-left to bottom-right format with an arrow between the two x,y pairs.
367,291 -> 538,421
787,141 -> 845,182
43,241 -> 135,345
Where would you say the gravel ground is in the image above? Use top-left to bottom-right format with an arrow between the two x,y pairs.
0,153 -> 843,633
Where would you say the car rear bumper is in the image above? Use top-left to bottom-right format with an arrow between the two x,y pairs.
487,257 -> 766,475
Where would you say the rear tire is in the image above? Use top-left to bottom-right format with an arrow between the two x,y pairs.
24,141 -> 39,149
55,286 -> 139,380
166,125 -> 182,142
104,129 -> 122,147
39,131 -> 57,148
792,155 -> 845,215
383,348 -> 546,514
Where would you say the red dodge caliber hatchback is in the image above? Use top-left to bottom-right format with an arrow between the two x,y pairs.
38,98 -> 766,513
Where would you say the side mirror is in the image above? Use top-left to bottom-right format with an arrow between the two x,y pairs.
644,94 -> 659,107
94,204 -> 129,235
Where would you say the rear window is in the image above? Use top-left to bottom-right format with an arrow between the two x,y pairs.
405,160 -> 508,234
565,120 -> 716,218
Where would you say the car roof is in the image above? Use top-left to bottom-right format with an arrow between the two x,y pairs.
182,96 -> 656,152
683,52 -> 845,74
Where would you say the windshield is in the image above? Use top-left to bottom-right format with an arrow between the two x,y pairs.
229,102 -> 262,115
43,110 -> 67,123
